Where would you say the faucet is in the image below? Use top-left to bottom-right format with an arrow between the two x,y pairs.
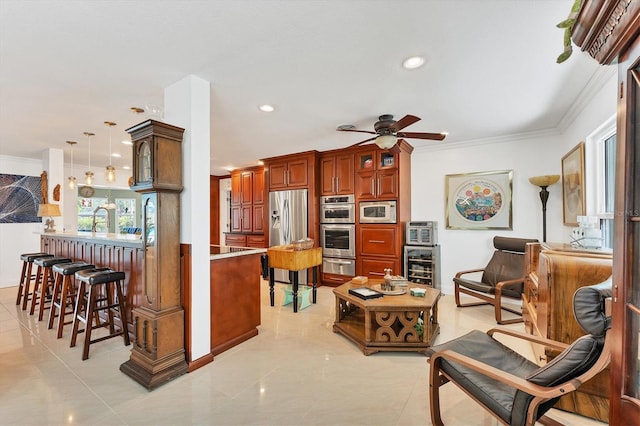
92,206 -> 111,232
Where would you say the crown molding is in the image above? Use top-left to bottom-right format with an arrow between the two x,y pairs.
412,128 -> 560,153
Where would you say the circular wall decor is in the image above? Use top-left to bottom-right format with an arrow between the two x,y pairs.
79,186 -> 95,198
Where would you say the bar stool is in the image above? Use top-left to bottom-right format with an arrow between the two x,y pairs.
47,261 -> 95,338
70,269 -> 130,360
30,256 -> 72,320
16,253 -> 53,310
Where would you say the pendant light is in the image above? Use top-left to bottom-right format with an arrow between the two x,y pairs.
104,121 -> 117,183
84,132 -> 95,185
66,140 -> 77,189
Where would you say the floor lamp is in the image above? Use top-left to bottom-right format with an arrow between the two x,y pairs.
529,175 -> 560,242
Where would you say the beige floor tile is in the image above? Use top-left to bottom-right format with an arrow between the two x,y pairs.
0,281 -> 605,425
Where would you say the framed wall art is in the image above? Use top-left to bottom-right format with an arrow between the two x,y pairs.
561,142 -> 586,225
445,169 -> 513,230
0,173 -> 43,223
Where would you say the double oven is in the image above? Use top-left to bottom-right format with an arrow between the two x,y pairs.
319,195 -> 356,277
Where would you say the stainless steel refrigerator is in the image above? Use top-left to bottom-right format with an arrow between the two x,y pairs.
269,189 -> 308,284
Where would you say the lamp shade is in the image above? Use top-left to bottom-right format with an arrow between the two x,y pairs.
375,134 -> 397,149
529,175 -> 560,187
37,203 -> 62,217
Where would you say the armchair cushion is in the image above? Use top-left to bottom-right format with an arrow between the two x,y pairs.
525,335 -> 602,387
426,330 -> 539,422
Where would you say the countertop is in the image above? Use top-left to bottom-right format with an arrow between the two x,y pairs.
40,231 -> 143,244
210,245 -> 266,260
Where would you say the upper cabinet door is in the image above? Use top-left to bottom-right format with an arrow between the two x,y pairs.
335,153 -> 355,194
268,161 -> 288,190
286,158 -> 308,188
231,171 -> 242,205
240,172 -> 253,205
253,169 -> 265,205
320,156 -> 336,195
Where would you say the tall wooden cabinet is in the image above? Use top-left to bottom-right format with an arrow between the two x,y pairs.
354,141 -> 413,280
523,242 -> 613,421
226,166 -> 266,248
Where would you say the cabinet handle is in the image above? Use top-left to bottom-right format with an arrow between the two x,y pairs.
370,179 -> 375,196
377,178 -> 381,196
368,240 -> 385,243
286,170 -> 289,186
325,259 -> 353,265
370,271 -> 385,276
335,177 -> 339,193
333,177 -> 337,194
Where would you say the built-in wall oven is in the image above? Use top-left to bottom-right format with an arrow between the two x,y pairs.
320,194 -> 355,223
320,194 -> 356,281
320,224 -> 356,259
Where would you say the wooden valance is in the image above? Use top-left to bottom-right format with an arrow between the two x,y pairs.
571,0 -> 640,65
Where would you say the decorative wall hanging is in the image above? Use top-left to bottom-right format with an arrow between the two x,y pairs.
445,170 -> 513,230
561,142 -> 586,225
0,173 -> 43,223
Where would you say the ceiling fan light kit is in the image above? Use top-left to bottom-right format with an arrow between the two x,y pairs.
337,114 -> 447,151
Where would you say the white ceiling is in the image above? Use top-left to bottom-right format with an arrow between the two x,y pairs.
0,0 -> 602,177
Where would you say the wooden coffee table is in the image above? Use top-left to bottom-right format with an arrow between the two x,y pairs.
333,279 -> 441,355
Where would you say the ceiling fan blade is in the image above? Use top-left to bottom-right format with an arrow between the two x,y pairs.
337,128 -> 377,135
389,115 -> 420,132
398,131 -> 447,141
348,136 -> 377,148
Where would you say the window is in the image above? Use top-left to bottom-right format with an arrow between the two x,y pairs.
590,115 -> 616,249
78,197 -> 108,232
600,134 -> 616,248
115,198 -> 137,233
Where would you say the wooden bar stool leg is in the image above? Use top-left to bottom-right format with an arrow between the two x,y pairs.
37,268 -> 54,321
20,261 -> 34,310
15,261 -> 28,306
70,281 -> 86,348
48,272 -> 64,329
115,279 -> 130,346
56,275 -> 77,338
82,285 -> 99,361
105,282 -> 116,335
29,265 -> 44,315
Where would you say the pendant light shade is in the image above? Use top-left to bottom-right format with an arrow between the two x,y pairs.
105,121 -> 117,183
84,132 -> 95,185
66,140 -> 77,190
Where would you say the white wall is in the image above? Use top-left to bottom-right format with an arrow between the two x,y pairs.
411,70 -> 617,295
0,156 -> 47,287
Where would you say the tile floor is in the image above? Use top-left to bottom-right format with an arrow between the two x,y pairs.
0,281 -> 605,425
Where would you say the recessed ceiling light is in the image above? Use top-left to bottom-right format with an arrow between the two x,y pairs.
121,140 -> 133,146
402,56 -> 425,70
112,153 -> 121,158
122,165 -> 131,170
259,104 -> 275,112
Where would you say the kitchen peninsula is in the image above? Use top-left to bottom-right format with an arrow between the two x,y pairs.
208,245 -> 265,354
180,244 -> 266,369
40,231 -> 144,334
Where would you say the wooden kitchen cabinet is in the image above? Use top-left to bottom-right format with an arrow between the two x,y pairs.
268,157 -> 308,190
354,147 -> 403,200
320,151 -> 354,195
523,242 -> 613,421
357,224 -> 403,280
229,166 -> 265,235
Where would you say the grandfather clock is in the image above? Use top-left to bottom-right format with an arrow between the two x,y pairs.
120,119 -> 188,390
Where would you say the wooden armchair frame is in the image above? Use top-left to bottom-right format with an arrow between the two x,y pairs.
454,268 -> 525,324
429,315 -> 612,426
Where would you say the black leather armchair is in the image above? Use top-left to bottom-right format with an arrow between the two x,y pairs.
454,236 -> 538,324
427,279 -> 612,426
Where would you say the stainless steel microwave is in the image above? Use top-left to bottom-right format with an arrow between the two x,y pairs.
359,200 -> 397,224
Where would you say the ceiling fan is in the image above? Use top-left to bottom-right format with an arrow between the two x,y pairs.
337,114 -> 447,151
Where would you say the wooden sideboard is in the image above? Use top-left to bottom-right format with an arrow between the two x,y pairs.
523,242 -> 613,421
